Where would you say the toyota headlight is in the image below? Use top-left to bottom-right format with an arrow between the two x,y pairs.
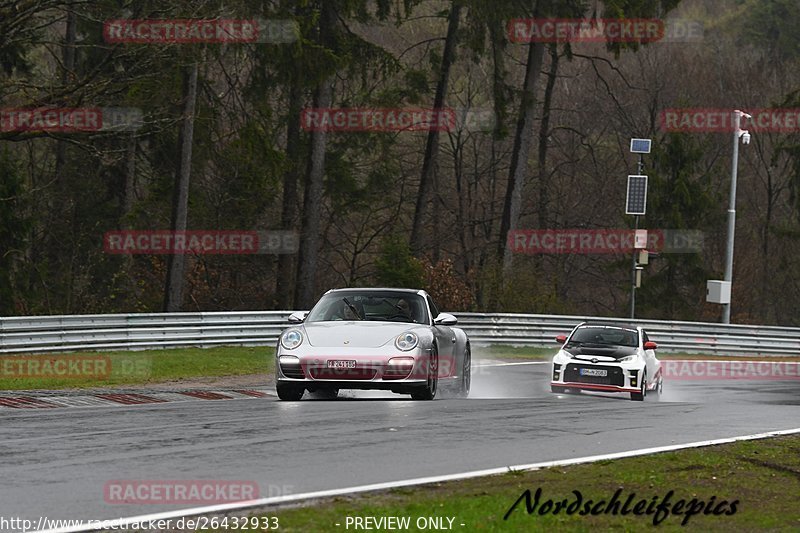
281,329 -> 303,350
619,355 -> 636,363
395,332 -> 419,351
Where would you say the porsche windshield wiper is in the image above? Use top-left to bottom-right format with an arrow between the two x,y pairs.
342,297 -> 362,320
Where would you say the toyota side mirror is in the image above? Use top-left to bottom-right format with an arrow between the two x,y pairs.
644,341 -> 657,350
556,334 -> 567,344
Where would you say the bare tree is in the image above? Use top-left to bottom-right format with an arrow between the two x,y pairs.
498,38 -> 546,273
163,62 -> 199,312
295,0 -> 336,309
410,1 -> 462,258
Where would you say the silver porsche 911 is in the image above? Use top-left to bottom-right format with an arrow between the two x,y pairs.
275,288 -> 471,401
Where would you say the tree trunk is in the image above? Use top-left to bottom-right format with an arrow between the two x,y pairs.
537,44 -> 559,230
532,44 -> 558,273
294,0 -> 336,309
54,9 -> 76,190
123,133 -> 138,218
294,76 -> 333,308
275,63 -> 303,310
410,1 -> 461,257
498,39 -> 546,274
122,132 -> 138,300
44,8 -> 77,308
163,62 -> 198,312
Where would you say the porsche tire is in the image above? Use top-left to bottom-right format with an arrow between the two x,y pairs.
277,382 -> 304,401
456,345 -> 471,398
411,346 -> 438,400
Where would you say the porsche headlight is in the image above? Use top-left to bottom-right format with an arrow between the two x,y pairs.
281,329 -> 303,350
395,332 -> 419,351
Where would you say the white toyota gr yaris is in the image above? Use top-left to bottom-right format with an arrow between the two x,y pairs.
550,322 -> 662,401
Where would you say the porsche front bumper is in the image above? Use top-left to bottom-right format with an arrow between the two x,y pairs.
276,346 -> 433,390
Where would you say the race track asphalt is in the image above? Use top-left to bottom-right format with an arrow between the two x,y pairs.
1,358 -> 799,528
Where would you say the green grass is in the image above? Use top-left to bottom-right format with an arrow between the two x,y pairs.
2,344 -> 796,391
0,346 -> 274,390
237,434 -> 800,532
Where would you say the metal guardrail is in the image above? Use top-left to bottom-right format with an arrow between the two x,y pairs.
457,314 -> 800,356
1,311 -> 799,355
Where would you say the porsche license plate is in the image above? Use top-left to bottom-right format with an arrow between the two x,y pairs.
580,368 -> 607,377
327,360 -> 357,369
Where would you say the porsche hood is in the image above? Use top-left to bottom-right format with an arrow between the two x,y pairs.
301,322 -> 429,348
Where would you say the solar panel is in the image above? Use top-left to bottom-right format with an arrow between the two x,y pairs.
630,138 -> 651,154
626,175 -> 648,215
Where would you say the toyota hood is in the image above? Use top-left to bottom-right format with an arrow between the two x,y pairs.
564,344 -> 638,359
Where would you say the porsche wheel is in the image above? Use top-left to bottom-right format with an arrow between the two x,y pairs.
631,372 -> 646,401
456,345 -> 471,398
411,346 -> 438,400
276,382 -> 304,401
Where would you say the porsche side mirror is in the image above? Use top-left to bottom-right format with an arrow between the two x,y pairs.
288,311 -> 308,323
434,312 -> 458,326
644,341 -> 657,350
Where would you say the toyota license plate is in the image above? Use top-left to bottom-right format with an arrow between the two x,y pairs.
580,368 -> 607,377
327,360 -> 356,369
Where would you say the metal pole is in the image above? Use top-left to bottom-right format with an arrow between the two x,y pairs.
629,155 -> 644,320
630,214 -> 638,319
722,112 -> 741,324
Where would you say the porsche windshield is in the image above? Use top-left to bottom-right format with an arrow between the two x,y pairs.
569,326 -> 639,347
305,292 -> 428,324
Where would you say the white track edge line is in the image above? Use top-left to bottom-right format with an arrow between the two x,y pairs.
41,426 -> 800,533
474,361 -> 548,367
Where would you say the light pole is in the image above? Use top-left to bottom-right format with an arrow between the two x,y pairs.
722,110 -> 751,324
630,154 -> 644,319
628,138 -> 651,319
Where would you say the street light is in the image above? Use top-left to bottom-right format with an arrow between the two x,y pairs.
722,110 -> 751,324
